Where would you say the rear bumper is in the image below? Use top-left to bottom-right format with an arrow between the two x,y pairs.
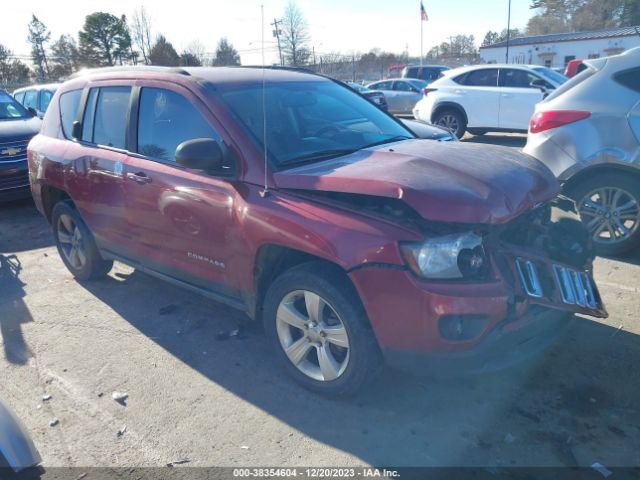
383,308 -> 573,375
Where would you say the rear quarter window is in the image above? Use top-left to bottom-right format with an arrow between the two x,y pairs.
615,67 -> 640,93
59,89 -> 83,139
544,67 -> 596,102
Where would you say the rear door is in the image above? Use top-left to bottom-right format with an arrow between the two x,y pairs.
123,83 -> 239,298
69,84 -> 133,256
454,68 -> 500,128
391,81 -> 422,114
368,81 -> 398,111
498,68 -> 546,130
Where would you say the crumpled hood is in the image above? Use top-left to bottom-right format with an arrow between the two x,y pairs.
274,139 -> 560,224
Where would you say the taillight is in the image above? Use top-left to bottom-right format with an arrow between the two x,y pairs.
422,87 -> 437,96
529,110 -> 590,133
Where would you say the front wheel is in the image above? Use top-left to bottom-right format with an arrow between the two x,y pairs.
263,262 -> 381,396
433,108 -> 467,139
569,173 -> 640,256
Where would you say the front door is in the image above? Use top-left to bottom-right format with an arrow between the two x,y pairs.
498,68 -> 546,130
391,81 -> 422,114
123,84 -> 238,297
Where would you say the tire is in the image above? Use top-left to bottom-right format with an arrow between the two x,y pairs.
468,129 -> 487,136
567,172 -> 640,256
263,261 -> 382,396
52,200 -> 113,280
433,108 -> 467,139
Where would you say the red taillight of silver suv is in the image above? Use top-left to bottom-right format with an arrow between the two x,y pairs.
529,110 -> 591,134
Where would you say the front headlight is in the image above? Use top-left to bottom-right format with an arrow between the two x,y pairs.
400,232 -> 487,280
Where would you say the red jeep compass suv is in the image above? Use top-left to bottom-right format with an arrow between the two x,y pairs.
28,66 -> 607,396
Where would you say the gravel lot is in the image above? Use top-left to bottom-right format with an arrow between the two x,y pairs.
1,134 -> 639,473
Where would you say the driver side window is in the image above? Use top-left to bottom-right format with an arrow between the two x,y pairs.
137,88 -> 220,163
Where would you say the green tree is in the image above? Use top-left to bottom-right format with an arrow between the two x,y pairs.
79,12 -> 131,66
27,15 -> 51,81
148,35 -> 180,66
180,52 -> 201,66
49,35 -> 80,79
482,31 -> 500,46
620,0 -> 640,25
212,38 -> 240,66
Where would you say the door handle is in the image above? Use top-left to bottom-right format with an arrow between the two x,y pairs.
126,172 -> 152,184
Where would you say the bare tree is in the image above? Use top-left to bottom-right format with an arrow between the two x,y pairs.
281,1 -> 311,66
131,7 -> 153,64
184,40 -> 206,65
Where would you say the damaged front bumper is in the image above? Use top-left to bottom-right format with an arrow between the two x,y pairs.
349,197 -> 607,374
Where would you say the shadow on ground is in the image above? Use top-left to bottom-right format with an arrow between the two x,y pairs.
0,254 -> 33,365
78,268 -> 640,467
0,199 -> 53,253
462,134 -> 527,149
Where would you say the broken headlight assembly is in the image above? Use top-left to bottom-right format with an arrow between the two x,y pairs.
400,232 -> 488,280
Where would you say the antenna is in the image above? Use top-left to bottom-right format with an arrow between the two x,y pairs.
260,4 -> 270,198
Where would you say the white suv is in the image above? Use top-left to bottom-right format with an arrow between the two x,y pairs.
413,65 -> 566,138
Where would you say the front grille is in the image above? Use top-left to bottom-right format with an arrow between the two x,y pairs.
0,174 -> 30,191
552,265 -> 599,308
515,256 -> 601,310
0,139 -> 30,163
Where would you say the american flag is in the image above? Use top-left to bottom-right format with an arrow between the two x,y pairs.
420,1 -> 429,21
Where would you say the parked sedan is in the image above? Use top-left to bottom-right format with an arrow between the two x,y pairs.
525,47 -> 640,255
13,83 -> 59,119
366,78 -> 427,115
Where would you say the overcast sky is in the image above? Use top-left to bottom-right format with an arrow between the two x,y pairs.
4,0 -> 534,64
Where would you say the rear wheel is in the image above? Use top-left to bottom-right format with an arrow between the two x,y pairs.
263,262 -> 381,396
569,173 -> 640,256
433,108 -> 466,139
52,200 -> 113,280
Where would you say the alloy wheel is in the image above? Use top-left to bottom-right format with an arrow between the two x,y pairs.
578,187 -> 640,245
56,213 -> 87,270
276,290 -> 350,382
437,114 -> 459,132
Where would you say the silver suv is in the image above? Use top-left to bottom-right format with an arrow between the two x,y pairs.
524,47 -> 640,255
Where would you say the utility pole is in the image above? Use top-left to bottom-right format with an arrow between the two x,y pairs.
505,0 -> 512,63
271,18 -> 284,66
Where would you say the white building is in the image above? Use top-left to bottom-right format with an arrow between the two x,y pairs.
480,26 -> 640,69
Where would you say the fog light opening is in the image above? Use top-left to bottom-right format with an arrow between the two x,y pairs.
439,315 -> 489,341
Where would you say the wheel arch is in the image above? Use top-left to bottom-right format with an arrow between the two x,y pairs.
562,163 -> 640,197
431,101 -> 469,125
40,185 -> 71,223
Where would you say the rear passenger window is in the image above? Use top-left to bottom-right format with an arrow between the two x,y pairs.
40,90 -> 53,112
137,88 -> 217,163
23,90 -> 38,109
59,89 -> 82,139
615,67 -> 640,93
93,87 -> 131,149
457,69 -> 499,87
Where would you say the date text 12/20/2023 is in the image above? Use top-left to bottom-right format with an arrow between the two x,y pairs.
232,468 -> 401,478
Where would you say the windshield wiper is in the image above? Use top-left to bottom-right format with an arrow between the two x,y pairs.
362,135 -> 412,149
279,149 -> 358,168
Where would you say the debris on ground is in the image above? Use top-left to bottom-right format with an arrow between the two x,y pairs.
591,462 -> 612,478
49,418 -> 59,427
117,425 -> 127,437
240,445 -> 250,449
112,391 -> 128,406
159,304 -> 179,315
97,392 -> 104,398
42,394 -> 52,401
216,327 -> 247,341
504,433 -> 516,444
166,459 -> 190,467
76,473 -> 87,480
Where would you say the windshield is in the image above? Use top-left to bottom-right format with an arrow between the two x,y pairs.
0,91 -> 32,120
543,66 -> 596,102
218,80 -> 413,169
533,67 -> 568,85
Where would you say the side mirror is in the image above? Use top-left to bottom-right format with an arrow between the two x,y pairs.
176,138 -> 223,172
530,79 -> 548,92
71,120 -> 82,140
27,107 -> 38,117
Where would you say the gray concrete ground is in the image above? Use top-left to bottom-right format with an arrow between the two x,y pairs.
1,134 -> 639,470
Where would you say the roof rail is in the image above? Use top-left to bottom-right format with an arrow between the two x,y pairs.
236,65 -> 316,74
68,65 -> 191,80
